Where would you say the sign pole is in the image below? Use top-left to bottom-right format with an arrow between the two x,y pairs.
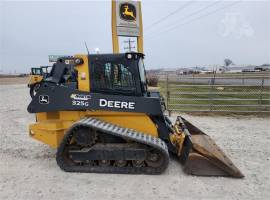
111,0 -> 143,54
137,1 -> 143,53
112,0 -> 120,53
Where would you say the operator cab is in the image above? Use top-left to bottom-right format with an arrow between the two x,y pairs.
89,53 -> 147,96
45,53 -> 148,97
31,66 -> 51,77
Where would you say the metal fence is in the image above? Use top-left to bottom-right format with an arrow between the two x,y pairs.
159,72 -> 270,113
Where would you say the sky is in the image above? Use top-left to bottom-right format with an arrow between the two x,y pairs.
0,0 -> 269,73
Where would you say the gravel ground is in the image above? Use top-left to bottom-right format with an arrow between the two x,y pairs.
0,77 -> 29,85
0,84 -> 270,200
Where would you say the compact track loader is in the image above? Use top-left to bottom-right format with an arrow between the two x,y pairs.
27,53 -> 243,177
28,66 -> 51,98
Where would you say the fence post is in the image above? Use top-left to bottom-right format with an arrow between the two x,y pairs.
209,78 -> 213,111
165,73 -> 171,116
208,71 -> 216,111
259,78 -> 265,111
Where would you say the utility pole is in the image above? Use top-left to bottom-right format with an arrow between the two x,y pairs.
123,38 -> 136,52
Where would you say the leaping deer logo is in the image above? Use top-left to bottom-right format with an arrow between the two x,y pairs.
39,95 -> 49,104
123,5 -> 135,19
120,3 -> 136,21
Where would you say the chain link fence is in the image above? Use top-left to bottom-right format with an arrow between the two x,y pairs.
157,72 -> 270,113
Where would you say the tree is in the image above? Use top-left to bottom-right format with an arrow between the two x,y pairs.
224,59 -> 234,67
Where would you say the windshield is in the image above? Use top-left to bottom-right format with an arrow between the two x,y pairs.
138,58 -> 146,83
31,68 -> 42,75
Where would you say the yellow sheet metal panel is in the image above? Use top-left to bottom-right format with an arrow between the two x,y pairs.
75,55 -> 90,92
28,75 -> 43,86
31,111 -> 158,148
58,111 -> 82,121
56,111 -> 158,137
29,120 -> 73,148
36,111 -> 83,125
85,110 -> 144,116
87,111 -> 158,137
36,112 -> 60,121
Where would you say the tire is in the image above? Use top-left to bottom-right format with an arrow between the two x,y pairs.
30,83 -> 40,98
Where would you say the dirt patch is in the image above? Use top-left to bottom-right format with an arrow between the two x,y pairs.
0,84 -> 270,200
0,77 -> 29,85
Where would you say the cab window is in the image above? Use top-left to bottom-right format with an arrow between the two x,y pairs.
92,62 -> 136,95
31,68 -> 42,75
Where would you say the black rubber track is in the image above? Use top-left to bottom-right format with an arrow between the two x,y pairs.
56,117 -> 170,174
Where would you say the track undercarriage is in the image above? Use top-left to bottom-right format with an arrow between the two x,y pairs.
56,117 -> 243,177
56,117 -> 169,174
